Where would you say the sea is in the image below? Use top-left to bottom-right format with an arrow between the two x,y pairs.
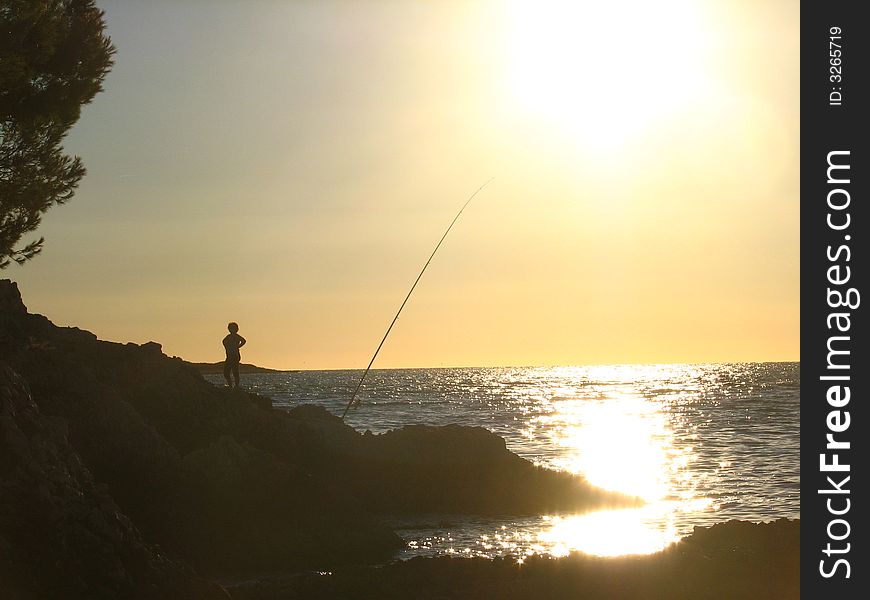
206,362 -> 800,560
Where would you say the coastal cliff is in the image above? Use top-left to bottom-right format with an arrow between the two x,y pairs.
1,279 -> 636,597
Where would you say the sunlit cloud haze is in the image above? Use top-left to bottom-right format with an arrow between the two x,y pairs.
12,0 -> 799,369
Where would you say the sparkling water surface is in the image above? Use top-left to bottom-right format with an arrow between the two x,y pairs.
207,363 -> 799,560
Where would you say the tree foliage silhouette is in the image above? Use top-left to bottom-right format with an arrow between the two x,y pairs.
1,0 -> 114,268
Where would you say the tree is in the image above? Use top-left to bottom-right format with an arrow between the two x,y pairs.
1,0 -> 114,268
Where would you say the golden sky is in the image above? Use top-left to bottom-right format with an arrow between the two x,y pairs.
12,0 -> 799,369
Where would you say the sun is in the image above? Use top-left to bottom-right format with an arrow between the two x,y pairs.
500,0 -> 717,152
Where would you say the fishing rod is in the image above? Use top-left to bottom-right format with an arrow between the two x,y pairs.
340,178 -> 494,420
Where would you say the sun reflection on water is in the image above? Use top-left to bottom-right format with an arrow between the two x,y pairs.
541,507 -> 677,557
532,365 -> 714,557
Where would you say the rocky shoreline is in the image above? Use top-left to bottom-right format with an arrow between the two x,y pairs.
0,280 -> 799,599
225,519 -> 799,600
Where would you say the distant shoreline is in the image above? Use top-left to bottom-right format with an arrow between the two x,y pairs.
190,361 -> 285,374
192,360 -> 800,375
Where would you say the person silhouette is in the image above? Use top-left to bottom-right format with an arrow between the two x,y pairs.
222,322 -> 246,388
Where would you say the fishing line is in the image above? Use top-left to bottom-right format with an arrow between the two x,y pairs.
340,178 -> 494,420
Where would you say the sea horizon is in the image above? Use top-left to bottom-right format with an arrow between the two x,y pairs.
206,358 -> 801,374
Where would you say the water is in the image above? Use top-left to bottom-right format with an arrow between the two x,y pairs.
207,362 -> 799,560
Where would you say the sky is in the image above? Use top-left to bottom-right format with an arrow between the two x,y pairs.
10,0 -> 799,370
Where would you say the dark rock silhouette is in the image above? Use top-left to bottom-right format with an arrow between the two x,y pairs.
226,519 -> 800,600
0,363 -> 229,599
346,424 -> 629,514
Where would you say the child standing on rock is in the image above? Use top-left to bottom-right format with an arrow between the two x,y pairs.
222,322 -> 246,388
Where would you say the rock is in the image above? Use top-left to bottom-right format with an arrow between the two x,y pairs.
0,279 -> 27,316
226,519 -> 800,600
141,341 -> 163,355
0,362 -> 229,600
344,425 -> 634,515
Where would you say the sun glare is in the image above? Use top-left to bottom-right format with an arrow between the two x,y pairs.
540,506 -> 680,557
530,365 -> 716,557
501,0 -> 715,151
549,393 -> 673,501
